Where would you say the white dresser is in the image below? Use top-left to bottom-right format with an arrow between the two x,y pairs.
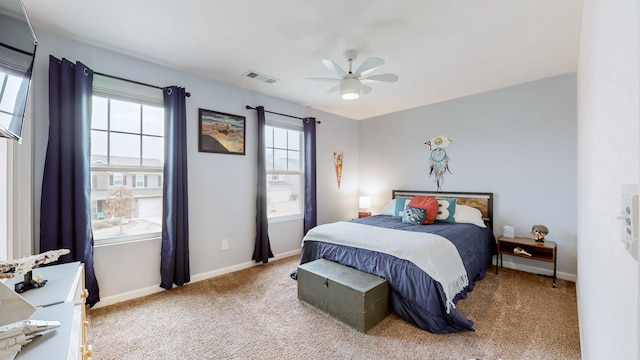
5,261 -> 92,360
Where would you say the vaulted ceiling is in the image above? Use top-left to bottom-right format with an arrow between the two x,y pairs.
2,0 -> 583,120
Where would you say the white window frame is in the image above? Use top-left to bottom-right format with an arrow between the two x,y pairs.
112,174 -> 124,186
135,174 -> 145,188
265,117 -> 304,222
90,75 -> 164,246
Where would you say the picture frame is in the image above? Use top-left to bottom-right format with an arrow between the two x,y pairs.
198,108 -> 246,155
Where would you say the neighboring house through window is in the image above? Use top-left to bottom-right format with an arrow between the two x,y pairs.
90,75 -> 164,245
264,118 -> 304,220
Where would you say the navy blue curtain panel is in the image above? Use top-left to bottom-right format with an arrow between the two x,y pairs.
160,86 -> 190,290
41,56 -> 100,306
252,106 -> 273,263
303,118 -> 317,234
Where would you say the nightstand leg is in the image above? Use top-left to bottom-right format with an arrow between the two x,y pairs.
553,257 -> 557,288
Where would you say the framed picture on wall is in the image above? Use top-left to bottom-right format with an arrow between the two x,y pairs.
198,108 -> 246,155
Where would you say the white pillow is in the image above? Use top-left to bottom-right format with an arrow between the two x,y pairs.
454,204 -> 486,228
381,199 -> 396,215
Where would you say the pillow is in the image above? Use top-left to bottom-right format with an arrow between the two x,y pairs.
436,198 -> 456,223
408,196 -> 439,224
393,197 -> 413,218
401,206 -> 426,225
454,204 -> 486,228
381,199 -> 396,215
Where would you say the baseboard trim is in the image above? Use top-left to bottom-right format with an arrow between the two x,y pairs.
495,259 -> 576,282
93,249 -> 302,309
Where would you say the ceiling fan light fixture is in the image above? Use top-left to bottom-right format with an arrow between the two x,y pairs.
340,78 -> 361,100
308,50 -> 397,100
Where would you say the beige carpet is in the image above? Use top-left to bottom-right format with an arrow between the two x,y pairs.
87,256 -> 580,360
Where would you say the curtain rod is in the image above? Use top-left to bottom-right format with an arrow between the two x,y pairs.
245,105 -> 321,124
93,71 -> 191,97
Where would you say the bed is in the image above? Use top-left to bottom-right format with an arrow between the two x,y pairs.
297,190 -> 496,334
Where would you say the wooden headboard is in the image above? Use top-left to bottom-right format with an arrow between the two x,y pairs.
392,190 -> 494,229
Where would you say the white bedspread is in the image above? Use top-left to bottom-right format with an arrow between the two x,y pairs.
303,221 -> 469,312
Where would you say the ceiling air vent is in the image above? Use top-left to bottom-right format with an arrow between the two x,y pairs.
243,70 -> 278,84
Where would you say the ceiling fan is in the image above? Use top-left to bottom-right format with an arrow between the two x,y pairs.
307,50 -> 398,100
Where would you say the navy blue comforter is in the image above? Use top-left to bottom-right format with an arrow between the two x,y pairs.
299,215 -> 496,333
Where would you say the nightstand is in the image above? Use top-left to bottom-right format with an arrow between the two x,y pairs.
358,211 -> 371,218
495,236 -> 557,287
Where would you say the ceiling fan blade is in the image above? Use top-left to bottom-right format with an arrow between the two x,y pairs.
361,85 -> 373,94
322,59 -> 347,78
305,77 -> 341,82
361,73 -> 399,82
327,84 -> 340,93
354,57 -> 385,77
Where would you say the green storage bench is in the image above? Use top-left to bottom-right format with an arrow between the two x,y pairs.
297,258 -> 389,332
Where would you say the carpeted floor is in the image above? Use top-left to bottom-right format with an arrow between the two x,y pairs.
87,255 -> 580,360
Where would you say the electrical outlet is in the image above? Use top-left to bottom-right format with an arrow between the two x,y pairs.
621,185 -> 638,261
221,239 -> 229,250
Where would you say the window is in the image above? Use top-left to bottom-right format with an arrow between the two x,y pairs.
110,174 -> 125,186
0,56 -> 31,142
134,175 -> 146,188
90,76 -> 164,245
264,122 -> 304,220
0,69 -> 24,138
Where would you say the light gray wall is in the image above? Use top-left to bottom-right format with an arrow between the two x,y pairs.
312,110 -> 360,225
358,74 -> 578,279
577,0 -> 639,358
25,30 -> 359,305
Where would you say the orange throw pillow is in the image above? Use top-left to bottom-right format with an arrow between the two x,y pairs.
408,196 -> 439,224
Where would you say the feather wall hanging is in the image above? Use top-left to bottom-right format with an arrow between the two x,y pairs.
333,151 -> 343,189
425,135 -> 452,191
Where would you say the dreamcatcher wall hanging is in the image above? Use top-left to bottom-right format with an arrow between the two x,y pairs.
425,135 -> 452,191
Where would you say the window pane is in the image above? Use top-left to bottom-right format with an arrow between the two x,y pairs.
288,150 -> 300,171
142,105 -> 163,136
266,173 -> 302,218
142,135 -> 163,166
265,126 -> 273,147
273,149 -> 287,170
90,130 -> 108,164
92,96 -> 108,130
273,127 -> 287,149
0,113 -> 12,131
288,130 -> 300,151
110,133 -> 140,166
0,74 -> 21,113
265,148 -> 274,171
110,99 -> 140,133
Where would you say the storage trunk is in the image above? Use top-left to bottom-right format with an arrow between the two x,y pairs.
297,259 -> 389,332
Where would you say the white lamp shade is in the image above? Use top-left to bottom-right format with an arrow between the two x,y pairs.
359,196 -> 371,209
341,78 -> 361,100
